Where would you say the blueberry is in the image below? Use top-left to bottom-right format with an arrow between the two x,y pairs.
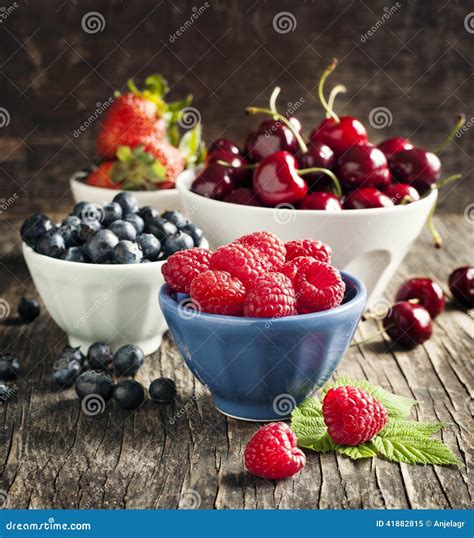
63,246 -> 87,263
136,233 -> 161,261
79,220 -> 102,242
20,214 -> 54,248
77,202 -> 102,223
17,297 -> 40,322
52,357 -> 82,387
73,201 -> 88,218
0,381 -> 12,401
113,379 -> 145,410
108,220 -> 137,241
162,231 -> 194,258
101,202 -> 123,226
86,229 -> 119,263
125,213 -> 145,234
113,344 -> 144,376
61,345 -> 85,367
58,223 -> 81,247
149,378 -> 176,404
0,353 -> 21,380
113,192 -> 139,215
62,215 -> 81,229
87,342 -> 113,370
75,370 -> 114,401
113,240 -> 143,264
145,217 -> 177,242
162,210 -> 187,229
138,206 -> 159,223
181,223 -> 204,247
35,230 -> 66,259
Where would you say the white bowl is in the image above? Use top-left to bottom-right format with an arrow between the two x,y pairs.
22,244 -> 167,355
70,173 -> 182,213
176,170 -> 438,308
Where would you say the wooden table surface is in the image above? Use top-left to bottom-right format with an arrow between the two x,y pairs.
0,214 -> 472,510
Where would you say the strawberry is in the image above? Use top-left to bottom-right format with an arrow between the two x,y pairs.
141,137 -> 185,183
86,161 -> 122,189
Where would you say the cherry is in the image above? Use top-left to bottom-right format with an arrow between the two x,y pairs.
377,137 -> 413,160
337,144 -> 391,189
191,164 -> 233,200
395,278 -> 445,318
207,138 -> 241,156
223,188 -> 262,206
253,151 -> 308,206
207,149 -> 250,186
448,266 -> 474,308
383,183 -> 420,205
299,192 -> 342,211
343,187 -> 394,210
383,301 -> 432,348
388,148 -> 441,194
245,118 -> 300,162
309,59 -> 368,157
297,140 -> 335,190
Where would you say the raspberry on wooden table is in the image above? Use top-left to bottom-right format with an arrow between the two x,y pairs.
285,239 -> 332,264
244,272 -> 297,318
244,422 -> 306,480
237,231 -> 286,271
189,270 -> 246,316
161,248 -> 212,294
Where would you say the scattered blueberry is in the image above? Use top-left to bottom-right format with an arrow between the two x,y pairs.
87,342 -> 113,370
136,233 -> 161,261
101,202 -> 123,226
79,220 -> 101,242
113,192 -> 139,215
149,378 -> 176,404
113,344 -> 144,376
35,230 -> 66,259
125,213 -> 145,234
52,357 -> 82,387
0,353 -> 22,381
113,379 -> 145,410
17,297 -> 40,322
138,206 -> 159,223
75,370 -> 114,401
63,246 -> 87,262
86,229 -> 119,263
20,214 -> 54,248
61,345 -> 85,367
181,223 -> 204,247
113,240 -> 143,264
108,220 -> 137,241
145,217 -> 177,242
162,231 -> 194,257
162,210 -> 187,229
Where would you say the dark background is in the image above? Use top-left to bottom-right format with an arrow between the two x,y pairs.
0,0 -> 472,225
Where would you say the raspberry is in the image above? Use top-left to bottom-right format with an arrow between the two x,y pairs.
285,239 -> 332,264
244,422 -> 306,480
322,386 -> 388,446
280,256 -> 313,283
162,248 -> 212,294
210,243 -> 268,288
294,260 -> 345,313
189,270 -> 246,316
244,272 -> 297,318
237,231 -> 286,270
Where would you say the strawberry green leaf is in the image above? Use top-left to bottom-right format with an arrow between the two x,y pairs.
145,74 -> 169,98
179,123 -> 203,166
336,443 -> 378,460
116,145 -> 134,163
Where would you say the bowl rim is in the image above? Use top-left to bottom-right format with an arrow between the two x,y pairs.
176,169 -> 438,216
69,174 -> 178,196
159,271 -> 367,324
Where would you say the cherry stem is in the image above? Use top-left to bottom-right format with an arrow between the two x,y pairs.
269,87 -> 281,116
400,195 -> 413,205
427,201 -> 442,249
216,159 -> 256,170
435,173 -> 463,190
326,84 -> 347,119
298,167 -> 342,198
350,324 -> 392,348
318,58 -> 340,124
432,114 -> 466,155
246,106 -> 308,154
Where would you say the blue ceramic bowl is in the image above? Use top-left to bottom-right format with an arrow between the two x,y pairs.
159,272 -> 367,421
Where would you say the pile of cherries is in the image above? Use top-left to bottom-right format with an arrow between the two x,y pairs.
191,59 -> 464,226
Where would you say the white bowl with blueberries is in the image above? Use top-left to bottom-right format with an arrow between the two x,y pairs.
21,192 -> 207,355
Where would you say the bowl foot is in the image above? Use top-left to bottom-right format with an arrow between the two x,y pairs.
213,396 -> 292,422
68,333 -> 163,355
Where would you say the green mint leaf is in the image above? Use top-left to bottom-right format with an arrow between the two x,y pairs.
380,419 -> 448,438
371,435 -> 461,466
322,377 -> 417,419
336,443 -> 378,460
179,123 -> 202,165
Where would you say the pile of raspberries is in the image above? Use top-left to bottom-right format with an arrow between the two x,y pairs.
162,231 -> 345,317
